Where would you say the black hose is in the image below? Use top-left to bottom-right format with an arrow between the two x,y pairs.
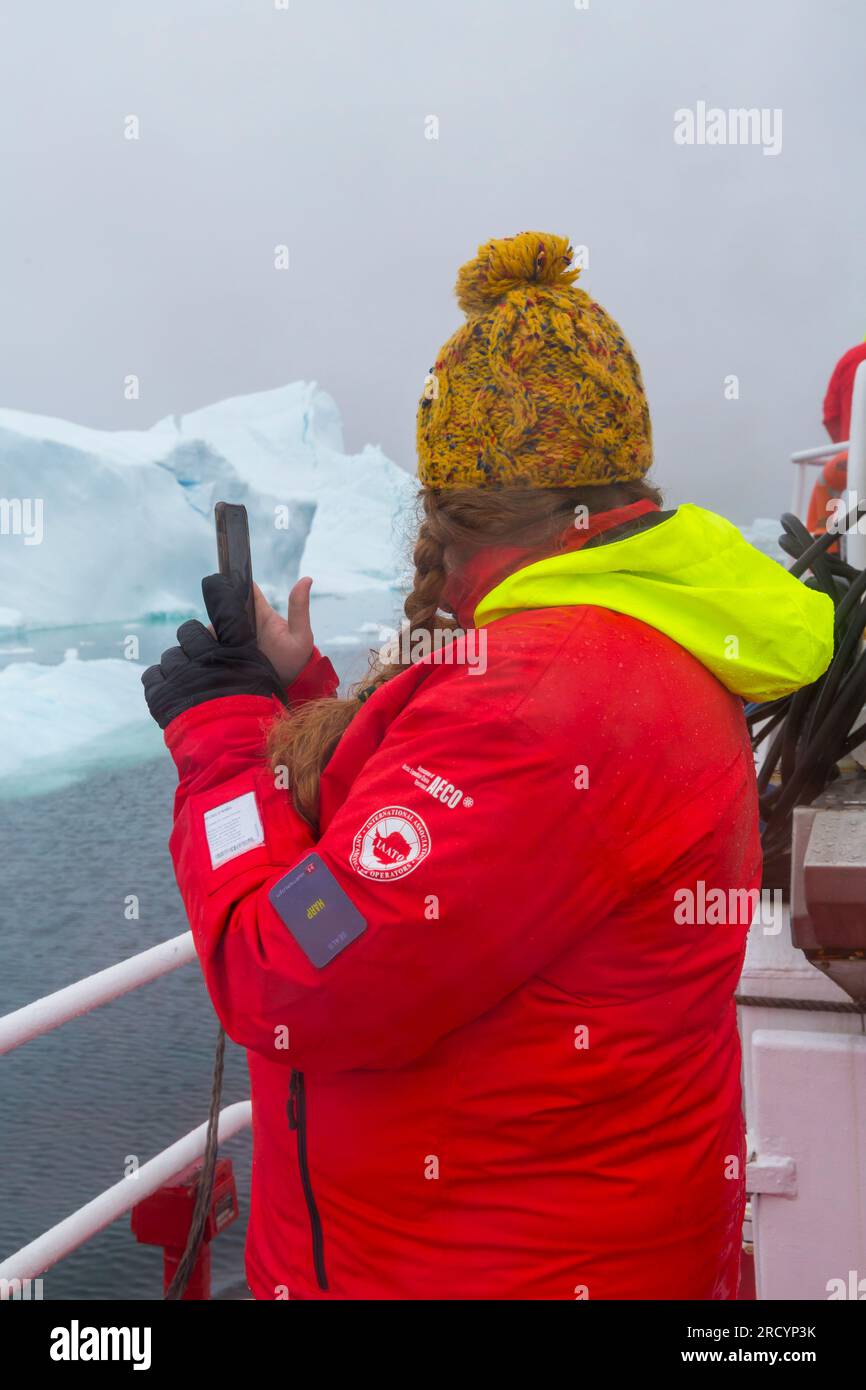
754,507 -> 866,874
750,700 -> 791,749
164,1026 -> 226,1300
779,513 -> 840,604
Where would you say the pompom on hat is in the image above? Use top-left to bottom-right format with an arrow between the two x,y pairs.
416,231 -> 652,488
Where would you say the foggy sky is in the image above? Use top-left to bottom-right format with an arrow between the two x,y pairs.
1,0 -> 864,523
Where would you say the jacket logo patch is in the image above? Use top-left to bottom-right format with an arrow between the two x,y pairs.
350,806 -> 431,881
401,762 -> 471,809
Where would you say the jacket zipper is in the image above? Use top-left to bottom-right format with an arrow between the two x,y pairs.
287,1069 -> 329,1291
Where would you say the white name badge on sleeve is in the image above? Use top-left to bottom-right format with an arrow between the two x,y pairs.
203,791 -> 265,869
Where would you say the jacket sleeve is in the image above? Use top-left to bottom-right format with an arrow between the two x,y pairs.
282,646 -> 339,709
167,673 -> 622,1072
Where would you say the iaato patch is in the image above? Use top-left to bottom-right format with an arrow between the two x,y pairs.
350,805 -> 431,881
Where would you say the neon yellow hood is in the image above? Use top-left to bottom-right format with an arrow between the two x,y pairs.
473,504 -> 834,702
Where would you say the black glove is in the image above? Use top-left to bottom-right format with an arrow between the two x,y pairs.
142,572 -> 286,730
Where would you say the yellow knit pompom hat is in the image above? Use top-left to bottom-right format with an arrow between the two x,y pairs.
416,232 -> 652,488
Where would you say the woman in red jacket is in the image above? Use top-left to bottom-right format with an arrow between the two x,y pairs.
144,232 -> 832,1300
806,339 -> 866,536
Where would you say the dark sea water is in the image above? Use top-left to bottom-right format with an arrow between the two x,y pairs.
0,596 -> 394,1300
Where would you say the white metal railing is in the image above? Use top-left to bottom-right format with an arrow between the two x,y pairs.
0,930 -> 250,1294
0,1102 -> 252,1289
0,931 -> 196,1055
790,443 -> 849,463
790,440 -> 849,521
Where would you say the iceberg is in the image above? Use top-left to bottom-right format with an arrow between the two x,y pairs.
0,382 -> 416,630
0,651 -> 161,795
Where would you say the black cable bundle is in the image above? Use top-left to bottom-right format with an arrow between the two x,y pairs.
748,505 -> 866,887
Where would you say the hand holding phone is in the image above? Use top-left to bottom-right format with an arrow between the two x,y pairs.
214,500 -> 315,685
252,576 -> 315,686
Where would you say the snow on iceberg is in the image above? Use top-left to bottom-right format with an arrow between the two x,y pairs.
0,382 -> 416,630
0,651 -> 161,795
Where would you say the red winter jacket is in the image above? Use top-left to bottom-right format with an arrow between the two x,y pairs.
165,504 -> 832,1300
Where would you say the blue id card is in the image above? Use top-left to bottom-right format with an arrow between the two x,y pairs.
268,853 -> 367,968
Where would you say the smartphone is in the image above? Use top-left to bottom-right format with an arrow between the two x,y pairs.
214,501 -> 256,636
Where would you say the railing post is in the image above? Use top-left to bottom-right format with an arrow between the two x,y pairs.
844,360 -> 866,569
792,461 -> 807,522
